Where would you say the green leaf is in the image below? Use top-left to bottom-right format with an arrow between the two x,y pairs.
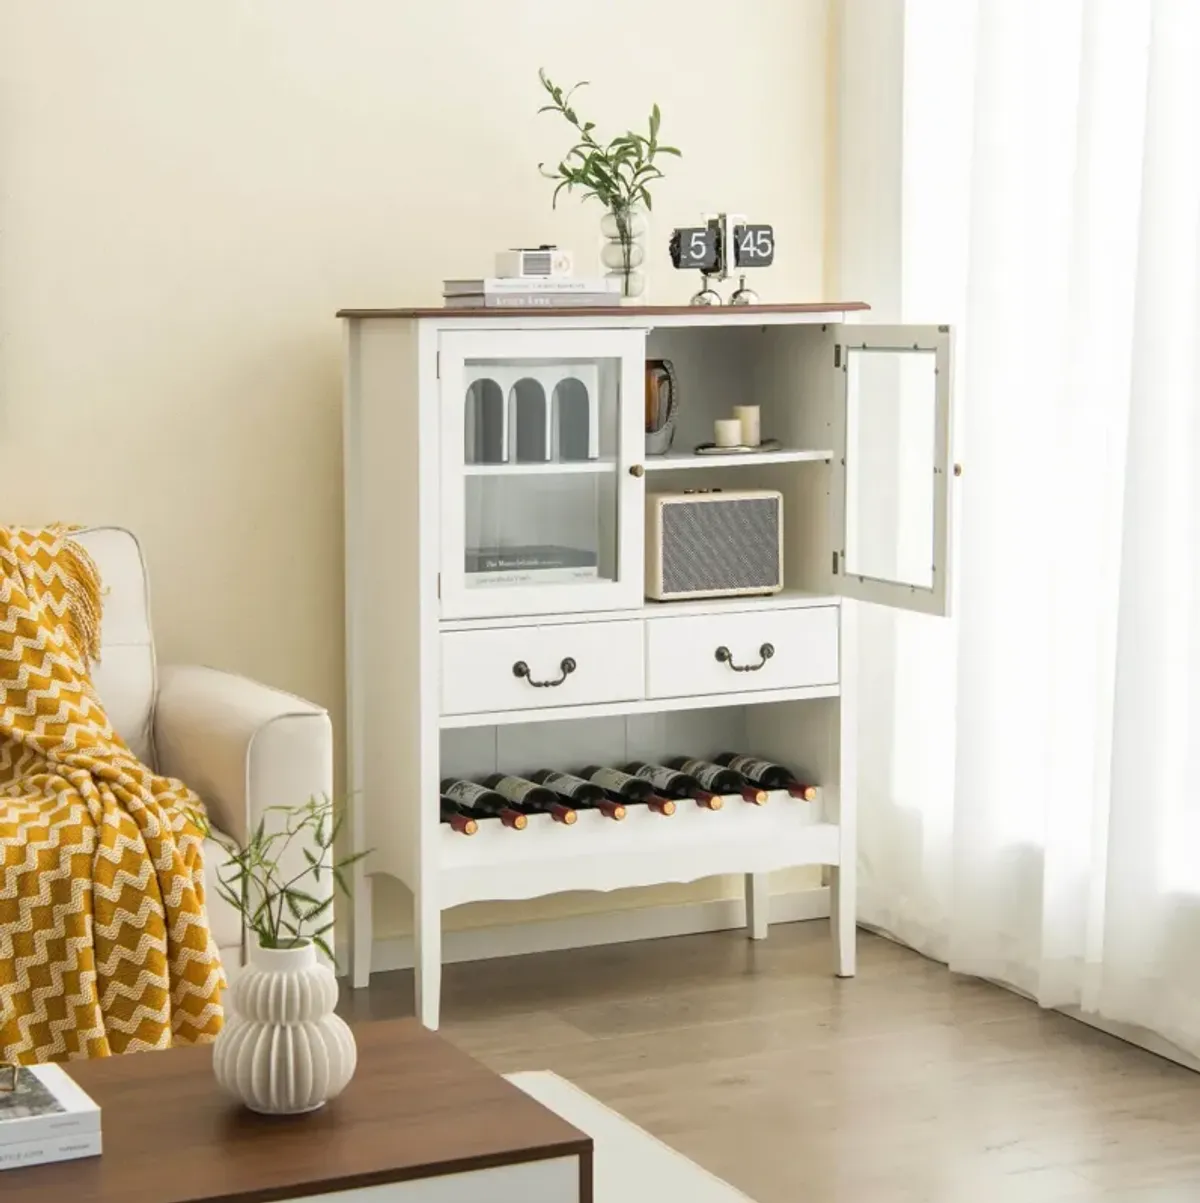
303,895 -> 335,922
334,866 -> 350,896
285,892 -> 304,921
313,935 -> 335,963
656,145 -> 682,157
643,192 -> 653,211
650,103 -> 661,140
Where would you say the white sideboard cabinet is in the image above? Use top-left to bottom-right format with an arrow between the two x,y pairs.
340,301 -> 956,1027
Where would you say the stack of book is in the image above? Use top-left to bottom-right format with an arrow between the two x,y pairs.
0,1063 -> 101,1171
443,277 -> 621,309
466,543 -> 599,587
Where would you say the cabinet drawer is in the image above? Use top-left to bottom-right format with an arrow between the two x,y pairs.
645,606 -> 839,700
441,620 -> 645,716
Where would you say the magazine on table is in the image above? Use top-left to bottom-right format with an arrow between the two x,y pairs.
0,1063 -> 101,1169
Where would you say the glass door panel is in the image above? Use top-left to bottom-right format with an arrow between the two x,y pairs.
440,329 -> 645,618
832,323 -> 953,616
465,471 -> 617,590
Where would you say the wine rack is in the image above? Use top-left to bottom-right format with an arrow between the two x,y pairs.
438,788 -> 831,909
342,301 -> 957,1027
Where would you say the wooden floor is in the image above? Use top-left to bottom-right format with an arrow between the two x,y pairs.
338,923 -> 1200,1203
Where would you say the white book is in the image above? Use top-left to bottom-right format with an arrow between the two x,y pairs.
443,277 -> 619,296
446,293 -> 617,309
0,1130 -> 102,1172
468,566 -> 601,588
0,1063 -> 101,1149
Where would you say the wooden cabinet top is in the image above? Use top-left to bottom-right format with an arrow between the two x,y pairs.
336,300 -> 870,321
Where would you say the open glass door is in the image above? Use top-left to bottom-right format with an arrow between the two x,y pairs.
830,323 -> 953,616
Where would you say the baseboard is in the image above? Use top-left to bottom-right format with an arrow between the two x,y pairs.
349,886 -> 831,976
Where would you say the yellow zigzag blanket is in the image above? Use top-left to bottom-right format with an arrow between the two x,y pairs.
0,526 -> 224,1062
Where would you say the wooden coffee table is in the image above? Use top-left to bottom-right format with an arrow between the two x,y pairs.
3,1018 -> 592,1202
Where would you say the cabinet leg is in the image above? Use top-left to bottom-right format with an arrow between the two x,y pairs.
413,893 -> 442,1029
830,864 -> 856,977
744,873 -> 769,940
350,875 -> 373,990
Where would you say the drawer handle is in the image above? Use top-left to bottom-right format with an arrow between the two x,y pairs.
512,657 -> 577,688
715,643 -> 775,673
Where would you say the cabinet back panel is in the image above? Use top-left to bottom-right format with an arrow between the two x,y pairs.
746,697 -> 842,812
440,708 -> 750,783
646,328 -> 753,452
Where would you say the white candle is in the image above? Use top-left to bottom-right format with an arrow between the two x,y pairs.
714,418 -> 743,448
733,405 -> 761,447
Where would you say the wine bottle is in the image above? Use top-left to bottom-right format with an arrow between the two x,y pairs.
529,770 -> 627,820
666,757 -> 768,805
440,779 -> 528,829
582,766 -> 675,815
714,753 -> 818,800
439,796 -> 478,836
481,774 -> 578,825
622,762 -> 723,811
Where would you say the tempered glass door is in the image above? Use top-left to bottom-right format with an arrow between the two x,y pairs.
440,328 -> 646,619
831,323 -> 954,616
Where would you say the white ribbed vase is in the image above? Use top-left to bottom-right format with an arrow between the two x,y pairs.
213,941 -> 356,1115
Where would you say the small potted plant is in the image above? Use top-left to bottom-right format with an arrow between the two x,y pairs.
537,69 -> 681,299
204,795 -> 368,1115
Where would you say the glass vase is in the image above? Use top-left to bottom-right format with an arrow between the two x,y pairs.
600,205 -> 648,300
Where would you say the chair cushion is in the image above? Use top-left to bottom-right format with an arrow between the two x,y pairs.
203,834 -> 244,953
70,527 -> 157,766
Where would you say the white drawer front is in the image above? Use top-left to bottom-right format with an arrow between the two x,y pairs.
645,606 -> 839,700
442,620 -> 645,716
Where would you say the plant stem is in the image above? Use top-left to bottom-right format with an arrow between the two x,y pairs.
613,204 -> 635,297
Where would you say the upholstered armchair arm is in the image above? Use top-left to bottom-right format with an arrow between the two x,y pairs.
153,665 -> 334,898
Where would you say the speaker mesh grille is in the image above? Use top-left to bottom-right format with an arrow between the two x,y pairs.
660,497 -> 780,595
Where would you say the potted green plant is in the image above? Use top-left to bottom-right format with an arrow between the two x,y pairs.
202,795 -> 368,1115
537,69 -> 681,299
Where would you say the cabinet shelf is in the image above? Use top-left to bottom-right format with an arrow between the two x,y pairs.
438,791 -> 837,908
643,447 -> 833,470
463,458 -> 616,477
439,681 -> 840,730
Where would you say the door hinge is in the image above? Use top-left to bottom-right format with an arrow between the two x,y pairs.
436,573 -> 441,599
832,551 -> 840,575
436,352 -> 440,380
833,344 -> 842,369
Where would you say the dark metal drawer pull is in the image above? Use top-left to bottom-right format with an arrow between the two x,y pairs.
512,657 -> 577,688
714,643 -> 774,673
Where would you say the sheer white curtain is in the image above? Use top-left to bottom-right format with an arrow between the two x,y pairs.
852,0 -> 1200,1055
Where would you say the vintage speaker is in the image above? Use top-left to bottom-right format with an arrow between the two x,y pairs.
645,489 -> 784,601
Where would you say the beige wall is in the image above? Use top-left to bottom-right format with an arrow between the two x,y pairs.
0,0 -> 831,940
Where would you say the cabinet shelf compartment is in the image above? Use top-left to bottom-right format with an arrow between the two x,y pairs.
436,700 -> 842,910
438,790 -> 834,908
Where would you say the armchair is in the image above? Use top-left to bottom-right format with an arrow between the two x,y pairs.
74,527 -> 334,978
